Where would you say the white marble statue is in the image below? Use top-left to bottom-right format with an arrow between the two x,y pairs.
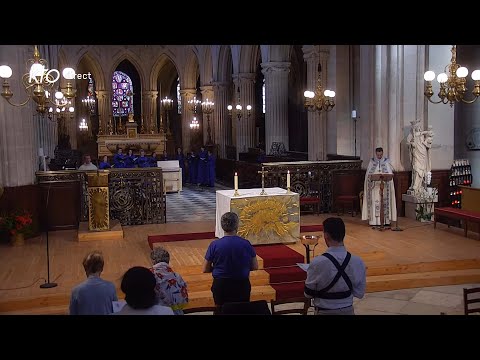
407,121 -> 434,194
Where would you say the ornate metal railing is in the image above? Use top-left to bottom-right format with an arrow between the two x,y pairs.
262,160 -> 362,213
36,168 -> 166,225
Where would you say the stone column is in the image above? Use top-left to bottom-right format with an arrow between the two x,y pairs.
142,90 -> 158,133
303,47 -> 326,160
0,45 -> 38,187
95,90 -> 110,134
200,85 -> 214,145
35,45 -> 58,158
262,62 -> 290,155
180,88 -> 197,151
237,73 -> 256,154
213,82 -> 229,158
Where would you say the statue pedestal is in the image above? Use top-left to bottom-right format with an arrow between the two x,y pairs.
402,193 -> 438,222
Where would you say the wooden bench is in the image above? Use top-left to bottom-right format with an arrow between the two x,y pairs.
434,207 -> 480,239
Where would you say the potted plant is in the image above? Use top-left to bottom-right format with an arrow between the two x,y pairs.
0,211 -> 33,246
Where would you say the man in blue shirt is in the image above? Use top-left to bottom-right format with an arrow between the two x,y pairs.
69,251 -> 118,315
202,212 -> 258,308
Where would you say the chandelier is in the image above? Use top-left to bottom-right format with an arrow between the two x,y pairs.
227,86 -> 251,120
304,66 -> 335,112
424,45 -> 480,107
161,96 -> 174,136
201,99 -> 214,145
0,45 -> 77,115
82,94 -> 96,114
190,116 -> 200,130
187,95 -> 201,113
79,118 -> 89,131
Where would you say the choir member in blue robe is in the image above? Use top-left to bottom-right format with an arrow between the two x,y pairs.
161,150 -> 169,161
197,146 -> 208,186
176,147 -> 186,183
256,149 -> 266,163
113,148 -> 127,168
207,150 -> 216,187
99,155 -> 111,169
136,149 -> 150,168
187,150 -> 197,184
149,152 -> 159,167
125,149 -> 136,168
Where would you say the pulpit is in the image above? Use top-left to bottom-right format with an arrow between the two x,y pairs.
215,187 -> 300,245
369,173 -> 393,229
86,171 -> 110,231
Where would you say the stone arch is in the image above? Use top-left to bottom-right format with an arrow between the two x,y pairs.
269,45 -> 292,62
109,51 -> 146,91
76,52 -> 106,91
149,51 -> 180,90
239,45 -> 261,73
201,46 -> 213,86
217,45 -> 233,83
183,48 -> 200,89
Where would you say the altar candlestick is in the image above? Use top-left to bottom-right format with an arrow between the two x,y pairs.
234,172 -> 239,196
287,170 -> 291,192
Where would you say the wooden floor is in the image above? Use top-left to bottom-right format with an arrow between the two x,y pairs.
1,214 -> 480,314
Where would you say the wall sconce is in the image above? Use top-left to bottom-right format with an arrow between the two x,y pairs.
424,45 -> 480,107
0,45 -> 77,115
227,86 -> 251,120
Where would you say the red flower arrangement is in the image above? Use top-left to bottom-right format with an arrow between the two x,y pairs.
0,211 -> 33,236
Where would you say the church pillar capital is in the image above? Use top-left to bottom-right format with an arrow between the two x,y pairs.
261,62 -> 291,75
180,88 -> 197,97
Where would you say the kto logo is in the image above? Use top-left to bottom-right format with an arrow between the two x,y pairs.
28,65 -> 91,84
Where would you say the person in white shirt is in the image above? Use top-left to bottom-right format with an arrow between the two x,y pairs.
78,154 -> 98,171
304,217 -> 366,315
115,266 -> 174,315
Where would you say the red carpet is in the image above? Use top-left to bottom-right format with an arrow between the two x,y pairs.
254,244 -> 307,300
147,224 -> 323,249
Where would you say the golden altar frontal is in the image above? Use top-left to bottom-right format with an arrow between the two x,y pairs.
215,187 -> 300,245
86,171 -> 110,231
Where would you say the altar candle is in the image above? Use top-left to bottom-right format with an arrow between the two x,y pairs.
234,172 -> 238,191
287,170 -> 290,188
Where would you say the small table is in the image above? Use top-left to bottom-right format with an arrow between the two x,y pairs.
301,235 -> 319,264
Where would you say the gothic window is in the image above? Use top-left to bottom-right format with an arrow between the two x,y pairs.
112,71 -> 133,116
262,78 -> 266,114
177,77 -> 181,114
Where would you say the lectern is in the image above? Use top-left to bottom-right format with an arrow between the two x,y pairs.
369,173 -> 394,230
86,171 -> 110,231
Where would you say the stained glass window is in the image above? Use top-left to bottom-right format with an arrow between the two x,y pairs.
177,77 -> 181,114
112,71 -> 133,116
262,78 -> 266,114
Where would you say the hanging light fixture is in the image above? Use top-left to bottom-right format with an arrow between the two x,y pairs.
189,116 -> 200,130
304,63 -> 335,112
79,118 -> 89,131
424,45 -> 480,107
227,86 -> 251,120
201,98 -> 214,144
0,45 -> 76,115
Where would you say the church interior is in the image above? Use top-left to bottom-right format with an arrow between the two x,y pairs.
0,44 -> 480,315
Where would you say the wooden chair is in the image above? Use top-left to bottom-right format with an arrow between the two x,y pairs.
270,297 -> 311,315
332,169 -> 364,217
221,300 -> 272,315
463,287 -> 480,315
183,306 -> 218,315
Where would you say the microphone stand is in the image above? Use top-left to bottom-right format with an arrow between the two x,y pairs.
40,182 -> 57,288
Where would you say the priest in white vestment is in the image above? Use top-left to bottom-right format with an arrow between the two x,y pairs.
361,147 -> 397,226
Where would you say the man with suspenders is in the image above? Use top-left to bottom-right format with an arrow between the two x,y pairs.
304,217 -> 366,315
